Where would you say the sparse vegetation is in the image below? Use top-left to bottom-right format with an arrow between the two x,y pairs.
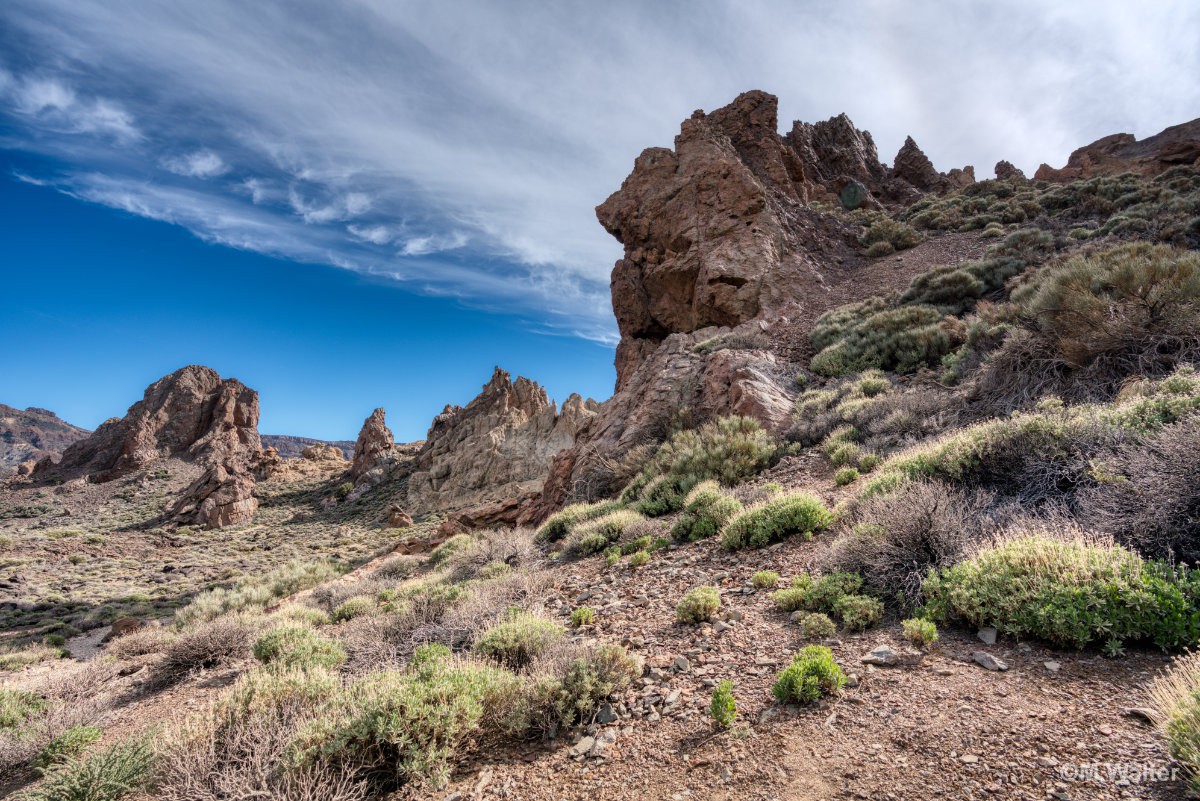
710,680 -> 737,728
253,625 -> 347,670
570,606 -> 596,627
772,646 -> 846,704
1150,650 -> 1200,792
902,618 -> 939,648
923,527 -> 1200,651
17,735 -> 156,801
795,612 -> 836,639
474,612 -> 565,671
676,586 -> 721,624
833,594 -> 884,631
671,481 -> 743,541
721,491 -> 832,550
751,570 -> 780,589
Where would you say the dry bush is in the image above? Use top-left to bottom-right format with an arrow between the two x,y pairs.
442,528 -> 536,580
151,616 -> 256,688
1079,414 -> 1200,559
823,480 -> 1009,609
368,554 -> 421,581
311,578 -> 389,616
974,243 -> 1200,408
105,624 -> 176,659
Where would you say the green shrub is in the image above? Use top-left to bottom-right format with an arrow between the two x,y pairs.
293,660 -> 520,790
410,643 -> 452,671
332,595 -> 377,623
474,613 -> 564,670
566,509 -> 646,553
671,481 -> 744,541
33,726 -> 104,774
834,595 -> 884,632
335,481 -> 353,499
922,532 -> 1200,650
771,646 -> 846,704
628,550 -> 651,567
628,416 -> 777,506
902,618 -> 939,648
865,240 -> 895,258
1,688 -> 47,729
19,736 -> 156,801
834,467 -> 859,486
621,536 -> 652,555
570,607 -> 596,627
676,587 -> 721,624
536,500 -> 624,542
710,680 -> 736,728
828,442 -> 861,468
810,304 -> 961,377
721,492 -> 832,550
429,534 -> 473,565
860,216 -> 921,252
857,453 -> 881,472
477,561 -> 512,580
253,625 -> 346,670
603,546 -> 621,567
633,474 -> 692,517
751,570 -> 780,589
0,642 -> 67,672
796,612 -> 836,639
514,644 -> 642,734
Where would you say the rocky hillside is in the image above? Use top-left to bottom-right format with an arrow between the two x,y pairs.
3,93 -> 1200,801
261,434 -> 354,460
0,404 -> 88,475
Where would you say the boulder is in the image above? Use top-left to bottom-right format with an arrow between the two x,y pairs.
891,136 -> 948,192
994,160 -> 1026,180
386,504 -> 414,529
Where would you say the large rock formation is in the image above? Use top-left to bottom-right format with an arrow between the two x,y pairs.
35,365 -> 266,529
1034,117 -> 1200,182
350,408 -> 396,485
41,366 -> 261,482
0,404 -> 89,476
542,91 -> 971,510
406,367 -> 597,517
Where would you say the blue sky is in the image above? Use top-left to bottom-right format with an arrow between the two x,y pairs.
1,1 -> 1197,439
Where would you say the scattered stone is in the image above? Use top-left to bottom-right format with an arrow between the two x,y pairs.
973,652 -> 1009,672
860,645 -> 924,667
569,736 -> 595,759
977,627 -> 998,646
960,754 -> 979,764
1044,661 -> 1061,673
1123,707 -> 1157,724
595,703 -> 618,724
673,655 -> 692,672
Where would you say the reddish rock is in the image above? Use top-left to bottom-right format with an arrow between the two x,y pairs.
892,136 -> 947,192
994,160 -> 1026,180
40,365 -> 261,482
386,504 -> 414,529
105,617 -> 146,641
303,443 -> 346,462
1034,118 -> 1200,181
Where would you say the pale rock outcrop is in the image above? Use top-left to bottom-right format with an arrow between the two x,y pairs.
350,408 -> 396,486
994,160 -> 1026,181
406,367 -> 597,515
303,443 -> 347,463
1034,118 -> 1200,182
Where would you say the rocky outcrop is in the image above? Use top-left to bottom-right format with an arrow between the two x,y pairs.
40,366 -> 261,482
406,368 -> 597,515
891,136 -> 945,192
994,160 -> 1026,181
0,404 -> 90,475
350,408 -> 396,486
261,434 -> 354,460
1034,118 -> 1200,182
33,366 -> 266,529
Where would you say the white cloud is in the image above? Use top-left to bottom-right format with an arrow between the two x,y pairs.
161,149 -> 227,178
1,0 -> 1198,344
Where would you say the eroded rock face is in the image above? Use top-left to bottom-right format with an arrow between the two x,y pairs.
350,408 -> 396,484
406,367 -> 597,515
42,365 -> 261,482
1034,118 -> 1200,182
892,136 -> 945,192
994,160 -> 1026,181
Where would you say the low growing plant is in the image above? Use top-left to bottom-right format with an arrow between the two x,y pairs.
676,586 -> 721,624
771,646 -> 846,704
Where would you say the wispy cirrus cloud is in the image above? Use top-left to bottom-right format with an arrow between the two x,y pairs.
1,1 -> 1197,346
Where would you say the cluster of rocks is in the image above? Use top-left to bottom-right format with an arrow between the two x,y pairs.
1034,117 -> 1200,182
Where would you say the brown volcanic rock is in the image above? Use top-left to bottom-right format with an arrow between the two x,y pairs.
40,365 -> 261,482
785,112 -> 888,190
994,160 -> 1026,180
1034,118 -> 1200,181
0,404 -> 89,475
892,136 -> 948,192
350,408 -> 396,483
406,367 -> 597,515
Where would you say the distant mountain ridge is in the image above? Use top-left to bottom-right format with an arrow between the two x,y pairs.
261,434 -> 355,460
0,403 -> 90,473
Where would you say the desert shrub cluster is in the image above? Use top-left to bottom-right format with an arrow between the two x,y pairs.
771,646 -> 846,704
720,491 -> 832,550
922,525 -> 1200,653
772,572 -> 882,632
